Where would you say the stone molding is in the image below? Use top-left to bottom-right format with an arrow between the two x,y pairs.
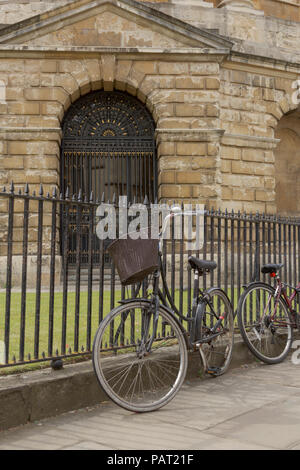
0,45 -> 231,63
169,0 -> 213,6
221,133 -> 280,149
217,0 -> 263,15
0,128 -> 62,143
155,128 -> 225,143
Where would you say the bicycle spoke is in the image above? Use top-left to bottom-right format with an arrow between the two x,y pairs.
198,290 -> 234,376
238,283 -> 292,364
93,301 -> 187,412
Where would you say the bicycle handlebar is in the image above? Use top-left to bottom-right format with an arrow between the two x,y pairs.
159,207 -> 206,241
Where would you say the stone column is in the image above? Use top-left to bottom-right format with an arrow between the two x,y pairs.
216,0 -> 261,12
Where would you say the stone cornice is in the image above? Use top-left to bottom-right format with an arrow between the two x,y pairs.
0,45 -> 231,62
0,44 -> 298,74
229,50 -> 300,75
221,133 -> 280,149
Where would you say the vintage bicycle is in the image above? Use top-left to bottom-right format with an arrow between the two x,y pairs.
237,263 -> 300,364
92,209 -> 234,412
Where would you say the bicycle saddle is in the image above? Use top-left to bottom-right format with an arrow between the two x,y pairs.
261,263 -> 284,274
188,257 -> 217,273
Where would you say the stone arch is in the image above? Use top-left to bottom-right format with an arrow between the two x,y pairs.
274,106 -> 300,215
54,58 -> 161,126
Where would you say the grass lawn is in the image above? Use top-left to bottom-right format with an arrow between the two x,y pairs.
0,287 -> 239,372
0,290 -> 123,366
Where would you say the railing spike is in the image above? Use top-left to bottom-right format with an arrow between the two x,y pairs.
24,183 -> 29,195
78,189 -> 82,201
52,186 -> 57,198
10,181 -> 14,193
32,190 -> 36,197
65,187 -> 69,199
39,184 -> 44,196
89,190 -> 94,202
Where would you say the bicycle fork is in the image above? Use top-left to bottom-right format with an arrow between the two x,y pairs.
138,271 -> 161,357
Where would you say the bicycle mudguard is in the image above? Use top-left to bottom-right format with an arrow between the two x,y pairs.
118,297 -> 149,305
204,287 -> 233,310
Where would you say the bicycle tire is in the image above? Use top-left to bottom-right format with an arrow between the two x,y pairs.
197,288 -> 234,376
237,282 -> 293,364
92,300 -> 188,413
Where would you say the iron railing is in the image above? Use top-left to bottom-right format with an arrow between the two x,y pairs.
0,183 -> 300,368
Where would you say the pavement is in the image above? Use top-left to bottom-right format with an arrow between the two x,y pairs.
0,358 -> 300,450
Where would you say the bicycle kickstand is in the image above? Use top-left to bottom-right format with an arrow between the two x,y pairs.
197,344 -> 208,372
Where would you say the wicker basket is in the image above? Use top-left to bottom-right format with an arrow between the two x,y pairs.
107,236 -> 159,286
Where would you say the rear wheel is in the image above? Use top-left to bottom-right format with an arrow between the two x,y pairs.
197,289 -> 234,376
237,282 -> 293,364
92,300 -> 188,413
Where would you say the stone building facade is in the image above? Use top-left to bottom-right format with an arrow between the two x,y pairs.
0,0 -> 299,216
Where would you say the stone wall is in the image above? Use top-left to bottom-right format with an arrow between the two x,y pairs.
0,54 -> 223,205
0,51 -> 298,214
148,1 -> 300,60
0,0 -> 299,267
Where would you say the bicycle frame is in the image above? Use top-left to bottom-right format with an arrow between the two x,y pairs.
118,208 -> 230,353
141,251 -> 229,352
265,273 -> 300,327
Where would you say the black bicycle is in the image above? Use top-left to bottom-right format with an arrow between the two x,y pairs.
92,210 -> 234,412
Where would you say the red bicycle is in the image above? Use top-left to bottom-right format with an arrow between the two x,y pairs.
237,263 -> 300,364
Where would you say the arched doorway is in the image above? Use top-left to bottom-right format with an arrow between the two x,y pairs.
274,108 -> 300,215
60,90 -> 157,264
61,90 -> 157,202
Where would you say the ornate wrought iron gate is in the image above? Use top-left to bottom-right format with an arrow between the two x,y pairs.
60,91 -> 157,264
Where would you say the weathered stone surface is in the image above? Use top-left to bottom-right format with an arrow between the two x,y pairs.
0,0 -> 299,226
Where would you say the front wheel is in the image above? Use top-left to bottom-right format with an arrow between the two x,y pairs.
92,300 -> 188,413
197,288 -> 234,376
237,282 -> 293,364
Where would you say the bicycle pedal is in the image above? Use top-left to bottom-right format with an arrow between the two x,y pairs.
207,367 -> 221,375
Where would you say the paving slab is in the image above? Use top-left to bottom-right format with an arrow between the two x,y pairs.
0,357 -> 299,450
